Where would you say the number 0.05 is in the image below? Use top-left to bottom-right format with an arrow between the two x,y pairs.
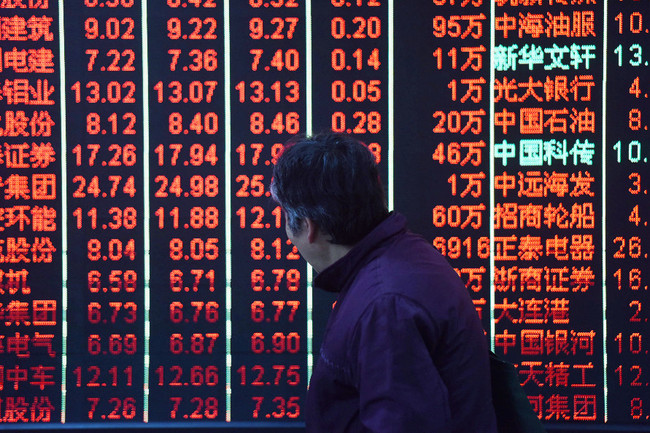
331,80 -> 381,102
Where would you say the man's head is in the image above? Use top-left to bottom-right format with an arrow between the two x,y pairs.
270,132 -> 389,246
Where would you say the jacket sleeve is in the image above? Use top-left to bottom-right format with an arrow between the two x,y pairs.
352,294 -> 452,433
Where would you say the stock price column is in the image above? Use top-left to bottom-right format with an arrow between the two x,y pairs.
147,0 -> 226,422
393,0 -> 490,330
605,0 -> 649,424
492,0 -> 602,422
64,0 -> 144,423
229,0 -> 306,422
310,0 -> 389,345
0,0 -> 60,424
311,0 -> 387,169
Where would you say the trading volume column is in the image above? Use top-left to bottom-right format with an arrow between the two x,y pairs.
492,0 -> 603,422
0,0 -> 61,424
147,0 -> 226,422
228,0 -> 306,422
393,0 -> 490,331
605,0 -> 650,424
63,0 -> 145,422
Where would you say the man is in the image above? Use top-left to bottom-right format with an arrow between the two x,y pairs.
270,132 -> 497,433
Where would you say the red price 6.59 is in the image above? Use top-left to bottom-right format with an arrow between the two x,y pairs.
87,270 -> 137,292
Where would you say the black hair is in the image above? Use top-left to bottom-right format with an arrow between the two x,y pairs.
270,132 -> 389,245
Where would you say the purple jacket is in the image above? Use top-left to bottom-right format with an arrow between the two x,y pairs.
306,213 -> 498,433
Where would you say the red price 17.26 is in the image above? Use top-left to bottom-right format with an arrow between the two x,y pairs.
87,238 -> 136,261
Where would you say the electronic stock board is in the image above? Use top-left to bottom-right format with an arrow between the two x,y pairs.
0,0 -> 648,430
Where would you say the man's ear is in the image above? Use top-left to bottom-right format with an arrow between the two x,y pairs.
304,217 -> 319,243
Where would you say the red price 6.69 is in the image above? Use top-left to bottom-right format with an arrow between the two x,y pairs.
87,334 -> 137,355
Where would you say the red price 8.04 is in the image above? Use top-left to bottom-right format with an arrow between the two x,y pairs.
87,238 -> 136,262
71,143 -> 138,167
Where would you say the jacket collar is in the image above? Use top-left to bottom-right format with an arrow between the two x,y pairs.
314,212 -> 407,293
